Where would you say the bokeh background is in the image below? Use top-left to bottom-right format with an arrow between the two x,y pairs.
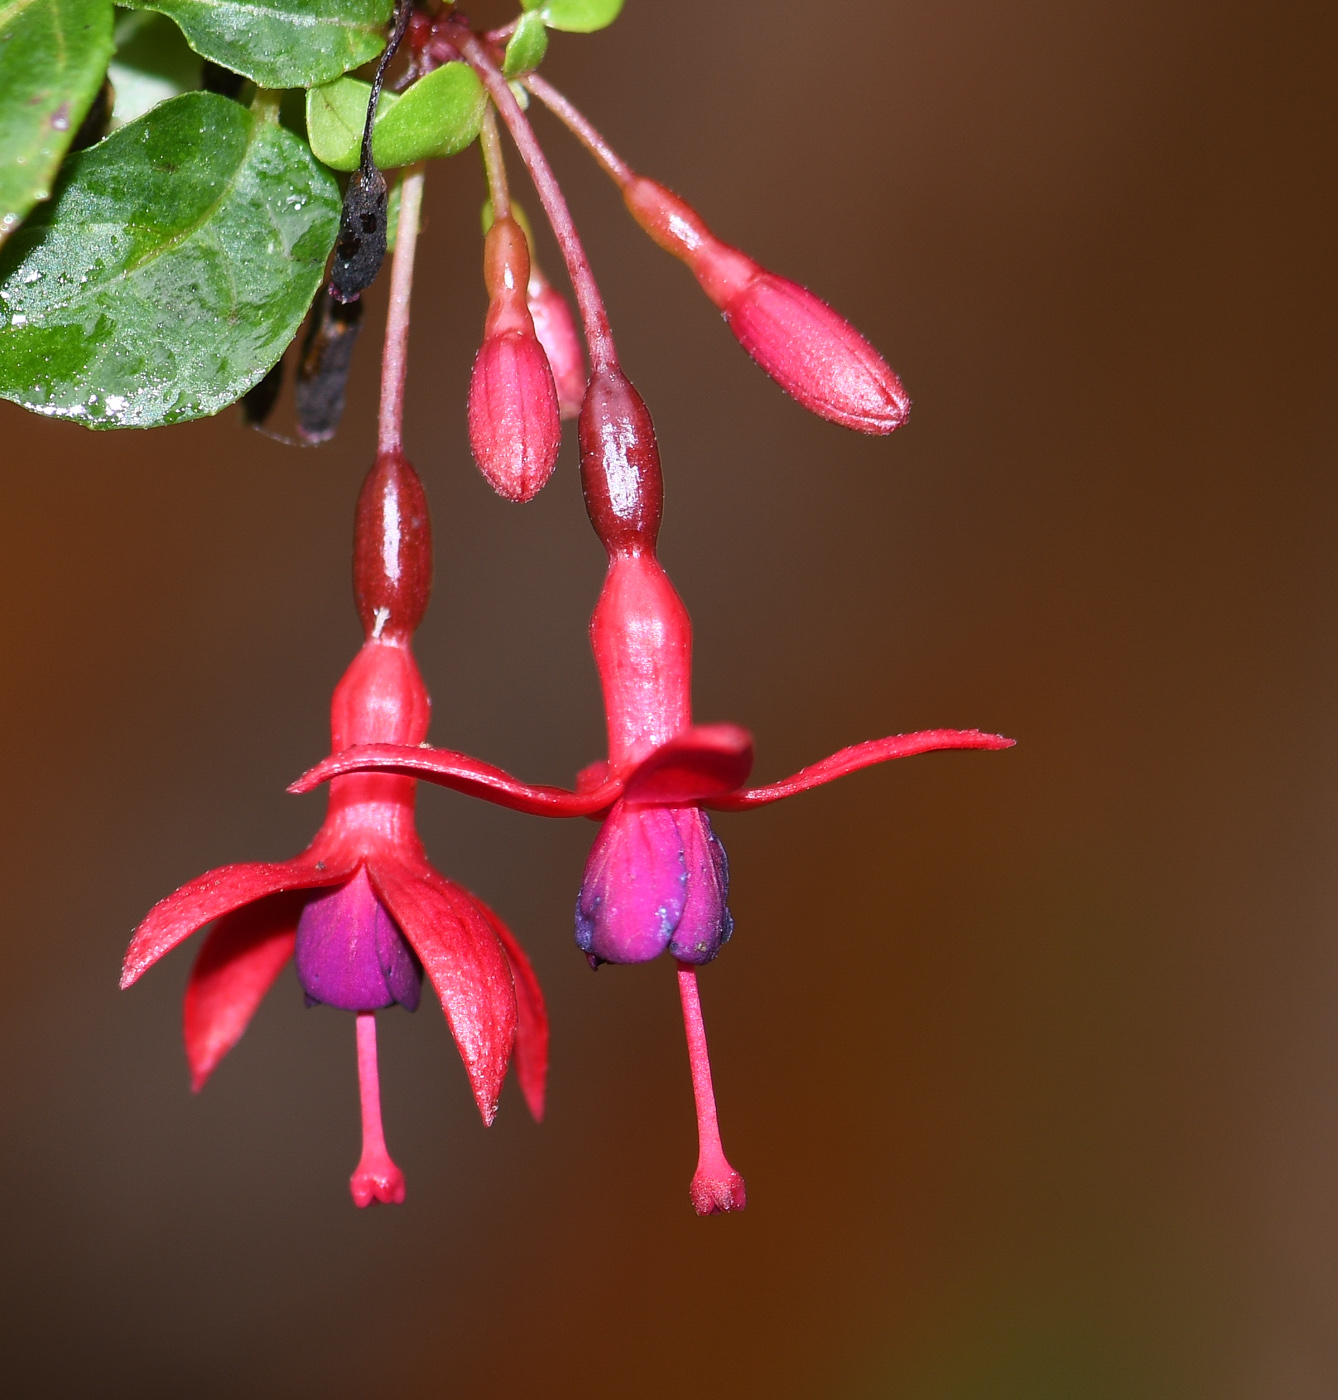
2,0 -> 1335,1394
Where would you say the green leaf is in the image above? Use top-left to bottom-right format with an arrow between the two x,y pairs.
375,62 -> 484,165
127,0 -> 392,89
0,91 -> 341,427
540,0 -> 622,33
307,63 -> 484,171
0,0 -> 115,246
502,9 -> 547,77
107,10 -> 202,130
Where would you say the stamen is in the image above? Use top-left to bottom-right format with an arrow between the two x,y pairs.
676,961 -> 746,1214
350,1011 -> 406,1207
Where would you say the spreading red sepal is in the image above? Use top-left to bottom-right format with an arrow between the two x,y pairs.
290,745 -> 621,816
477,898 -> 549,1123
621,723 -> 753,805
367,857 -> 518,1125
709,729 -> 1016,811
122,849 -> 357,990
184,893 -> 304,1092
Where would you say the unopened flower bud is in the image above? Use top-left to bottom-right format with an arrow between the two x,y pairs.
527,267 -> 586,419
623,176 -> 910,434
468,216 -> 562,502
353,449 -> 432,643
578,365 -> 662,553
575,801 -> 733,966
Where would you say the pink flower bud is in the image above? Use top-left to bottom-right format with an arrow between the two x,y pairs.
467,216 -> 562,502
623,176 -> 910,434
526,266 -> 586,420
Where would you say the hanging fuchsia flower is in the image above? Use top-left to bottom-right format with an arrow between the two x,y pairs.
292,369 -> 1012,1213
122,452 -> 548,1207
523,75 -> 910,435
468,213 -> 562,501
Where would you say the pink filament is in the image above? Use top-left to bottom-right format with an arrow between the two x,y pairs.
350,1011 -> 406,1207
676,961 -> 746,1214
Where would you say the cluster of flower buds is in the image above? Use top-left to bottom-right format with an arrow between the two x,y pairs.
127,10 -> 1011,1216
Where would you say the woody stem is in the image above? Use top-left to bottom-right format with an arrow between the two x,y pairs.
450,24 -> 618,374
523,74 -> 633,187
377,163 -> 425,457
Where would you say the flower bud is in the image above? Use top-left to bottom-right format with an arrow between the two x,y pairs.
623,176 -> 910,434
526,266 -> 586,419
468,216 -> 562,502
353,449 -> 431,643
575,801 -> 733,966
578,365 -> 662,553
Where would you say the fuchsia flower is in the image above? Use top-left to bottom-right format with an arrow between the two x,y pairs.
293,368 -> 1013,1213
467,213 -> 562,501
122,452 -> 548,1207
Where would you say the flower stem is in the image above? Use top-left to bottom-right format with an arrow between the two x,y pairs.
378,163 -> 425,458
449,24 -> 617,374
479,104 -> 511,221
676,961 -> 746,1214
523,74 -> 632,188
351,1011 -> 406,1207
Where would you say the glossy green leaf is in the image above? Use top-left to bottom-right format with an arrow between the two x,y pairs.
0,91 -> 341,427
0,0 -> 115,246
107,10 -> 201,130
127,0 -> 391,89
307,62 -> 484,171
375,62 -> 484,164
540,0 -> 622,33
503,9 -> 547,77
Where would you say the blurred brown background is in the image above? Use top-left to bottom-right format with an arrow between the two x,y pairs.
2,0 -> 1335,1394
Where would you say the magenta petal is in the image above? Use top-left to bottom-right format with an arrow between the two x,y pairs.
709,729 -> 1017,810
575,802 -> 733,966
621,724 -> 754,805
290,744 -> 621,817
576,802 -> 686,964
666,809 -> 733,964
294,867 -> 422,1012
122,852 -> 357,989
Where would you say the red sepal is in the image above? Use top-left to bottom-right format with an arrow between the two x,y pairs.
478,899 -> 549,1123
368,857 -> 517,1125
622,724 -> 753,805
290,745 -> 620,816
183,893 -> 303,1092
710,729 -> 1016,810
122,850 -> 356,989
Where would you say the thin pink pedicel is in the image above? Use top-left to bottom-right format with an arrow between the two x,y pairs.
350,1011 -> 406,1207
677,961 -> 746,1215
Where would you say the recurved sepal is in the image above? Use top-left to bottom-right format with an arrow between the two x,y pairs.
353,450 -> 432,642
